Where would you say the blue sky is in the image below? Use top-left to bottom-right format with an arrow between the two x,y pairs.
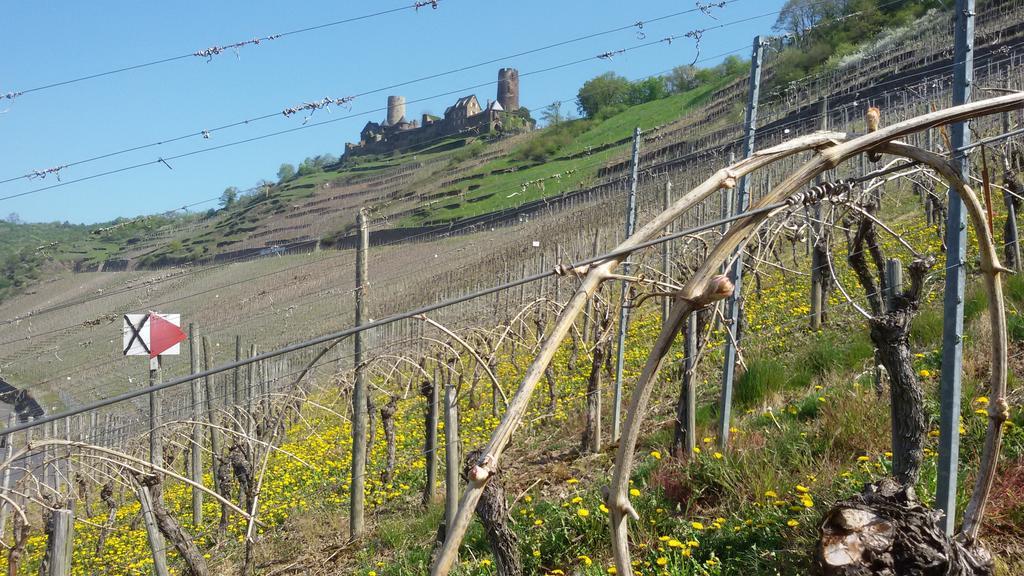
0,0 -> 786,224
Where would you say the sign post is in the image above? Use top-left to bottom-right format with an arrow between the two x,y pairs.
124,311 -> 187,466
122,312 -> 186,576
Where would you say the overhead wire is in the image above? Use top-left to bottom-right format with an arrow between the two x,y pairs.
0,7 -> 783,203
0,1 -> 744,186
0,1 -> 450,101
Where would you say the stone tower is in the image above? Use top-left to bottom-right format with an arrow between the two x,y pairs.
386,95 -> 406,126
497,68 -> 519,112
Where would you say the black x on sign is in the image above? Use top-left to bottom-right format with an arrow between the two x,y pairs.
122,312 -> 185,357
123,313 -> 150,355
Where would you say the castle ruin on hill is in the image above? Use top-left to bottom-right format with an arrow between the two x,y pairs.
344,68 -> 528,158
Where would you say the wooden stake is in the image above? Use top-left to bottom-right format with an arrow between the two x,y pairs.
350,208 -> 369,539
138,483 -> 170,576
188,324 -> 203,527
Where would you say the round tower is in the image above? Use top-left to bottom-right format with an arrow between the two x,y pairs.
497,68 -> 519,112
386,95 -> 406,126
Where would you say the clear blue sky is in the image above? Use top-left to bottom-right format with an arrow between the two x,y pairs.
0,0 -> 785,224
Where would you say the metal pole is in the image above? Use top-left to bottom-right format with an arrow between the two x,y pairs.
662,181 -> 673,325
936,0 -> 973,537
718,35 -> 765,450
350,208 -> 369,539
188,324 -> 203,527
884,259 -> 903,313
0,412 -> 14,538
612,127 -> 642,441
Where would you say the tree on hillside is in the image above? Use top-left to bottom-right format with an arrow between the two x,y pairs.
576,72 -> 631,118
317,154 -> 338,168
5,212 -> 20,224
277,163 -> 296,183
773,0 -> 843,37
256,179 -> 275,198
627,76 -> 669,106
666,65 -> 698,93
219,186 -> 239,209
540,101 -> 564,127
297,158 -> 319,177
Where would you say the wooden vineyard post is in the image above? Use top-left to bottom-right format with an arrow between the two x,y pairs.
189,324 -> 203,527
43,508 -> 74,576
936,0 -> 973,536
810,97 -> 828,330
201,335 -> 224,529
444,362 -> 460,539
581,229 -> 600,342
719,35 -> 766,450
138,481 -> 170,576
720,152 -> 735,276
233,336 -> 242,433
423,363 -> 440,507
1002,80 -> 1021,272
683,311 -> 698,458
247,343 -> 257,437
1005,187 -> 1022,272
43,421 -> 54,491
350,208 -> 369,540
612,127 -> 642,442
150,356 -> 163,469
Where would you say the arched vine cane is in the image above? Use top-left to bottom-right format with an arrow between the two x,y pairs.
431,92 -> 1022,576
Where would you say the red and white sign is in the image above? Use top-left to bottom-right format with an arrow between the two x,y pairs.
123,312 -> 187,357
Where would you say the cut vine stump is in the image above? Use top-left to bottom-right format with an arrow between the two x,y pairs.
816,479 -> 992,576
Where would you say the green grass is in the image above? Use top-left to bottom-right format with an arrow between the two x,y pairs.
394,82 -> 727,227
565,80 -> 725,155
